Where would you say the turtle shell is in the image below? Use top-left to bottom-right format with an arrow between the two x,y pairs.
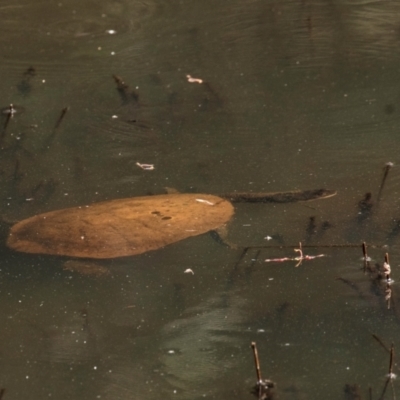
6,194 -> 234,259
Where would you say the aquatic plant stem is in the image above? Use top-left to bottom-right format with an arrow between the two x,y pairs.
251,342 -> 262,383
377,162 -> 393,203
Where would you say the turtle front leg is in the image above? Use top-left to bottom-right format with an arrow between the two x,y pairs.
209,225 -> 237,249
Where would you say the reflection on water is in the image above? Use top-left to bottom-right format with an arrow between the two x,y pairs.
2,0 -> 400,398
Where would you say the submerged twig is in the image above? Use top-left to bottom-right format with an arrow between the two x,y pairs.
377,162 -> 393,204
389,343 -> 395,378
54,106 -> 69,130
112,74 -> 139,103
2,103 -> 16,142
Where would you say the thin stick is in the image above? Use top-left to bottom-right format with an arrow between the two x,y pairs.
42,107 -> 69,151
251,342 -> 262,383
379,378 -> 390,400
389,343 -> 394,378
377,162 -> 393,203
54,106 -> 69,130
2,103 -> 15,135
112,74 -> 139,102
0,388 -> 5,400
386,284 -> 392,310
233,247 -> 249,271
372,334 -> 391,353
383,253 -> 391,282
362,242 -> 368,260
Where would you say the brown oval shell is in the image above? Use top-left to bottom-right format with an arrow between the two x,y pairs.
7,194 -> 234,259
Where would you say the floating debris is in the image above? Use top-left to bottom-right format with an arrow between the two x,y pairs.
1,104 -> 17,116
265,242 -> 325,267
186,74 -> 203,84
136,162 -> 154,171
184,268 -> 194,275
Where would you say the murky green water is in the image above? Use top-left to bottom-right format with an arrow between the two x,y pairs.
1,0 -> 400,399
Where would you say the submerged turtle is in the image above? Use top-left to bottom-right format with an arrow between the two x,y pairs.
6,189 -> 336,259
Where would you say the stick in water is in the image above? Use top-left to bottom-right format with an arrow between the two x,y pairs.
377,162 -> 393,203
389,343 -> 394,378
362,242 -> 368,260
251,342 -> 262,383
54,106 -> 69,130
2,103 -> 15,136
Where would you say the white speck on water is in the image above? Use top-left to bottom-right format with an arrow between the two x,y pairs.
184,269 -> 194,275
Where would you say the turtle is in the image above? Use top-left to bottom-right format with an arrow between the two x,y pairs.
6,188 -> 336,259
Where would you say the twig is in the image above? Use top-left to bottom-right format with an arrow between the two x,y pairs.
389,343 -> 395,379
251,342 -> 262,383
383,253 -> 391,282
372,334 -> 391,354
362,242 -> 368,260
2,103 -> 16,142
250,342 -> 275,400
377,162 -> 393,203
265,242 -> 325,267
53,106 -> 69,130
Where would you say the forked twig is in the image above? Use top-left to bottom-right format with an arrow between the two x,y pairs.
265,242 -> 325,267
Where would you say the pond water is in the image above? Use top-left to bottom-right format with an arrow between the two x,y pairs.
1,0 -> 400,398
